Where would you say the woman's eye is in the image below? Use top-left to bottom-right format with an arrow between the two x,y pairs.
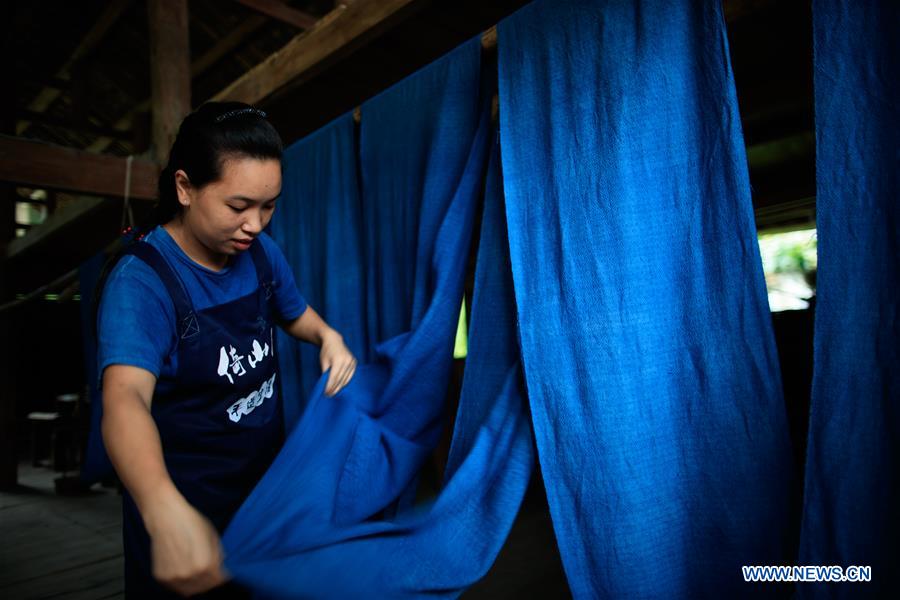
228,205 -> 245,213
263,203 -> 276,211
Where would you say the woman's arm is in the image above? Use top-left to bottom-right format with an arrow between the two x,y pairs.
283,306 -> 357,396
102,365 -> 227,596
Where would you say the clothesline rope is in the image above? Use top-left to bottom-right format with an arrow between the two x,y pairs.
120,154 -> 134,230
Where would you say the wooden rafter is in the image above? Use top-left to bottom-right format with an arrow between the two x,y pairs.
4,197 -> 106,261
213,0 -> 428,105
232,0 -> 317,30
86,15 -> 270,154
213,0 -> 765,110
19,110 -> 131,141
15,0 -> 131,136
0,135 -> 159,200
192,15 -> 268,76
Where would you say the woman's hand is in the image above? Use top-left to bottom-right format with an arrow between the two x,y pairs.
144,486 -> 228,597
284,306 -> 357,396
320,330 -> 357,396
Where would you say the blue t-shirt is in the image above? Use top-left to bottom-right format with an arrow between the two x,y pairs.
97,226 -> 307,382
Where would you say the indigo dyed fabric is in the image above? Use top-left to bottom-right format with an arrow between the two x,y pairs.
269,114 -> 366,429
222,38 -> 524,597
335,36 -> 489,519
498,0 -> 792,596
798,3 -> 900,597
359,37 -> 482,346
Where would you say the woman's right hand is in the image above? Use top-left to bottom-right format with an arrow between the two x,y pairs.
143,486 -> 228,597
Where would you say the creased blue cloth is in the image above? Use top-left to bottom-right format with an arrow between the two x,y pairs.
798,2 -> 900,598
222,38 -> 530,598
269,114 -> 367,429
498,1 -> 793,596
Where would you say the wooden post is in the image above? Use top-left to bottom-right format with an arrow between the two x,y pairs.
148,0 -> 191,164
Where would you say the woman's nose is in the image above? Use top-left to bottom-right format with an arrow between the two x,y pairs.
243,210 -> 263,235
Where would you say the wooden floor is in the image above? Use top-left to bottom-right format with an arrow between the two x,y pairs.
0,463 -> 568,600
0,464 -> 123,600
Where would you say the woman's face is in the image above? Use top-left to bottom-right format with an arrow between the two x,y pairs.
175,156 -> 282,260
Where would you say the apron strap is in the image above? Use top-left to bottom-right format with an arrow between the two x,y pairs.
121,242 -> 200,340
248,240 -> 274,301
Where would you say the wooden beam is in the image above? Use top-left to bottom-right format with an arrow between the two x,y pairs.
0,135 -> 159,199
87,11 -> 268,155
481,25 -> 497,50
16,0 -> 131,135
13,69 -> 71,92
232,0 -> 317,30
148,0 -> 191,163
746,131 -> 815,171
4,197 -> 106,261
1,196 -> 141,296
229,1 -> 757,126
19,110 -> 131,141
213,0 -> 428,105
192,16 -> 268,77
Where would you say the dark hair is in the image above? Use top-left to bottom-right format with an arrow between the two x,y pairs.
153,101 -> 283,225
92,103 -> 282,335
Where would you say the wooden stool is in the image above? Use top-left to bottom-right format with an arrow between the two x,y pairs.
26,411 -> 61,467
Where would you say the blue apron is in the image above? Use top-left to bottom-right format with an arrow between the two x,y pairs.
118,240 -> 285,599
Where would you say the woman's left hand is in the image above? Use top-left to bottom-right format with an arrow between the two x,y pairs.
320,331 -> 357,397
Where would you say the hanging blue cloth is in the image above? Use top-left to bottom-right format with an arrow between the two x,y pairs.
798,2 -> 899,598
222,135 -> 534,599
269,114 -> 367,429
222,37 -> 527,597
497,0 -> 793,596
332,36 -> 489,521
359,37 -> 482,346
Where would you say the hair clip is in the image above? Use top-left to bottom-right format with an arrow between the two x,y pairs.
215,108 -> 268,123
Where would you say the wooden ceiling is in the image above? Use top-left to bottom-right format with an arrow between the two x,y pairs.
1,0 -> 814,294
5,0 -> 333,156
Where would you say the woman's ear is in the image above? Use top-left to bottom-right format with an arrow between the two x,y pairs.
173,170 -> 193,208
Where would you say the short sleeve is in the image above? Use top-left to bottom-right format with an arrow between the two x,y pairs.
97,255 -> 178,383
259,233 -> 308,321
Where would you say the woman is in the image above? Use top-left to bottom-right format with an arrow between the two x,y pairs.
97,102 -> 357,598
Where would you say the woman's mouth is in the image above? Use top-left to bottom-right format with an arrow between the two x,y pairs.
233,238 -> 254,250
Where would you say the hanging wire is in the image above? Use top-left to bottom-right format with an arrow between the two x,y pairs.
120,154 -> 135,231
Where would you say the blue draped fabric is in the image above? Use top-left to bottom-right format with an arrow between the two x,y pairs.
798,2 -> 899,597
334,37 -> 488,521
498,1 -> 792,596
269,114 -> 367,429
360,39 -> 482,347
223,38 -> 530,597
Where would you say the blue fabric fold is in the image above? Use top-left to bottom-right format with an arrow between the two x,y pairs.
269,114 -> 367,429
798,2 -> 899,598
223,38 -> 531,598
497,1 -> 793,596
